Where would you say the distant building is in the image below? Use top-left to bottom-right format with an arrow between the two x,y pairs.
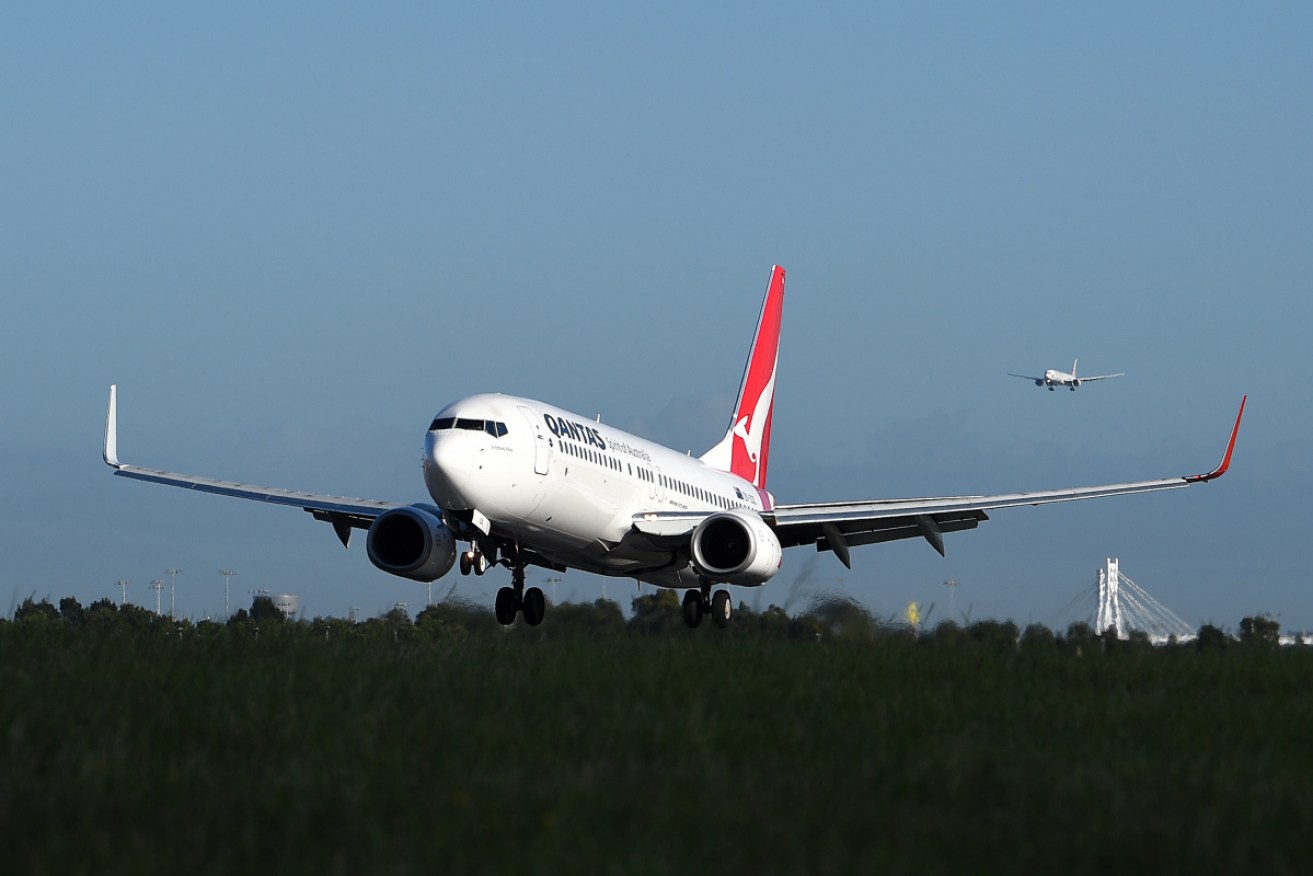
271,594 -> 300,619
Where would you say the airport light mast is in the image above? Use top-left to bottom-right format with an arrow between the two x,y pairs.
166,568 -> 180,619
219,569 -> 235,618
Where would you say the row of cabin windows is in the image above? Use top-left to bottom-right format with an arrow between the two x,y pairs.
561,439 -> 620,471
659,474 -> 741,510
559,437 -> 745,511
429,417 -> 509,438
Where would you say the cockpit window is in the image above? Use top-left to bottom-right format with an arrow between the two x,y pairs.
429,416 -> 509,438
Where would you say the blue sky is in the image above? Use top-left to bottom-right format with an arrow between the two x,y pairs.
4,3 -> 1310,631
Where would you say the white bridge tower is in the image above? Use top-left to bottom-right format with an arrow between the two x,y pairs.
1092,558 -> 1194,643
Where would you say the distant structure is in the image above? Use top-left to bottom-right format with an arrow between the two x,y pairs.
271,594 -> 300,619
1052,558 -> 1195,643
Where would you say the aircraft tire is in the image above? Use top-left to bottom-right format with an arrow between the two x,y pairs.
459,551 -> 473,576
522,587 -> 546,626
494,587 -> 519,625
711,590 -> 732,628
681,589 -> 703,628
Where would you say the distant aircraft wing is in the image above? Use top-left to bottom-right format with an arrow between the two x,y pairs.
1078,372 -> 1126,382
766,396 -> 1246,566
104,385 -> 402,545
1007,372 -> 1044,382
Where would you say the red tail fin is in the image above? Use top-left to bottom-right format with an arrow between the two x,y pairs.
700,265 -> 785,489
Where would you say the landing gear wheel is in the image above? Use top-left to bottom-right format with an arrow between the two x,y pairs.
711,589 -> 732,628
459,551 -> 473,576
682,589 -> 704,628
522,587 -> 546,626
473,552 -> 489,576
494,587 -> 519,625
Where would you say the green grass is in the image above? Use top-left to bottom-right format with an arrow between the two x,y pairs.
3,624 -> 1312,874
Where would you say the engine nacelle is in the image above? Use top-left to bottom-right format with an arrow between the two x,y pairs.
690,508 -> 783,586
366,505 -> 457,582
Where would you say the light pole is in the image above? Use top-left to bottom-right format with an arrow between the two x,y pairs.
220,570 -> 235,618
165,568 -> 180,619
149,580 -> 165,616
116,579 -> 130,606
943,579 -> 959,623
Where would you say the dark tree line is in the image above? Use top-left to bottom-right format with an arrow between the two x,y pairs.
5,591 -> 1299,651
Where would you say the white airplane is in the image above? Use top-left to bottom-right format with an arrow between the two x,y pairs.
104,266 -> 1246,629
1009,359 -> 1125,391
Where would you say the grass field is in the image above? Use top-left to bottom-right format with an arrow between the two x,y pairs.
3,611 -> 1312,874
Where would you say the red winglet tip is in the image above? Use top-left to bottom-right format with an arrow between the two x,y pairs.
1189,395 -> 1246,483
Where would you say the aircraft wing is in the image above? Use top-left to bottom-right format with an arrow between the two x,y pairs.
1078,372 -> 1126,382
767,395 -> 1245,566
1007,372 -> 1044,381
104,385 -> 402,545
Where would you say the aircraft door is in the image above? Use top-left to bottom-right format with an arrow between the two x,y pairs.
517,406 -> 550,475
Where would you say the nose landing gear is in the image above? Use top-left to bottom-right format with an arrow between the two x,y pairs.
458,548 -> 491,576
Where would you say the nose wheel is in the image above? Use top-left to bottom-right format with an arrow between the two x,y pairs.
459,548 -> 491,576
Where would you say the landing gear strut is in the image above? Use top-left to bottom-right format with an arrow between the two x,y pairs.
494,563 -> 546,627
682,581 -> 732,629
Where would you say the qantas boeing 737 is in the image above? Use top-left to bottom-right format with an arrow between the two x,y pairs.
104,266 -> 1246,628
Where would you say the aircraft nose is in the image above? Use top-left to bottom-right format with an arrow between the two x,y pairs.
424,433 -> 475,508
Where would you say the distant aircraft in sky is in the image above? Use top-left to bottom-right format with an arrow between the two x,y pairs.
104,267 -> 1246,629
1009,359 -> 1125,391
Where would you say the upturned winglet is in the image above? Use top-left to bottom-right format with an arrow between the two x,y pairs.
104,384 -> 121,468
1185,395 -> 1246,483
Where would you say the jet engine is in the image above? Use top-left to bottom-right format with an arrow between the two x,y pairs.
690,508 -> 783,586
366,505 -> 457,582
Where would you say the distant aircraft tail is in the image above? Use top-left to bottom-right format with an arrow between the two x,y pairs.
700,265 -> 785,490
1072,358 -> 1079,378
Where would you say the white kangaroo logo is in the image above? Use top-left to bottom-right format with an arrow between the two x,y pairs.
731,365 -> 775,485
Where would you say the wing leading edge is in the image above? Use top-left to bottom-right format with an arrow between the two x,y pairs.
769,395 -> 1247,566
104,385 -> 401,545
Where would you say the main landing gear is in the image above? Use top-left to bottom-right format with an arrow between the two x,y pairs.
682,581 -> 732,629
495,564 -> 545,627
